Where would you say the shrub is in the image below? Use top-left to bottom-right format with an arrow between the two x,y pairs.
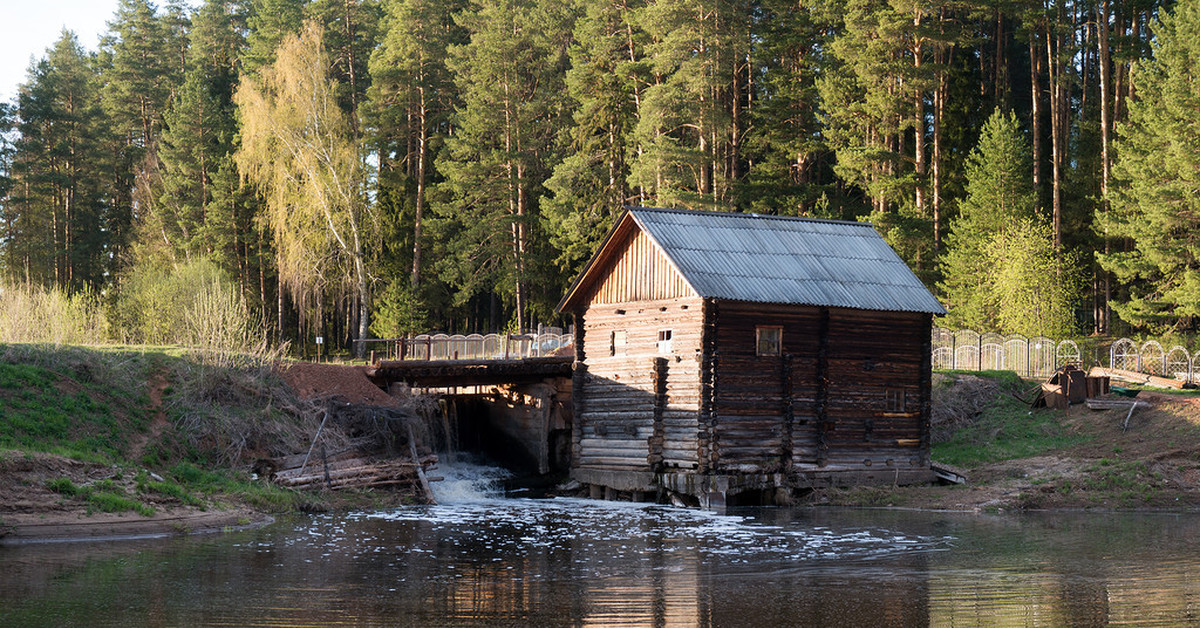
0,281 -> 108,345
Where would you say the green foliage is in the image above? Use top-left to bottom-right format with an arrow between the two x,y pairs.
5,32 -> 112,291
987,219 -> 1082,338
87,491 -> 155,517
111,258 -> 266,354
939,110 -> 1079,338
142,479 -> 206,508
169,461 -> 301,512
370,281 -> 428,338
0,361 -> 125,460
236,21 -> 376,344
940,109 -> 1038,329
433,0 -> 575,330
100,0 -> 184,149
1101,0 -> 1200,332
542,0 -> 643,277
46,476 -> 156,516
626,0 -> 746,210
244,0 -> 307,75
46,477 -> 80,496
1,0 -> 1193,339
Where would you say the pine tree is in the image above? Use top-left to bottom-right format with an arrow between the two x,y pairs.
939,108 -> 1037,330
433,0 -> 575,330
101,0 -> 185,150
628,0 -> 748,210
6,32 -> 110,290
154,0 -> 248,266
542,0 -> 645,278
243,0 -> 308,75
366,0 -> 467,292
306,0 -> 381,128
739,0 -> 830,216
1100,0 -> 1200,330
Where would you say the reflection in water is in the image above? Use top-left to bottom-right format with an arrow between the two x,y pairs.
6,491 -> 1200,625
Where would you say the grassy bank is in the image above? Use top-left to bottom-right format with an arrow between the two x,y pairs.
816,370 -> 1200,511
0,343 -> 336,521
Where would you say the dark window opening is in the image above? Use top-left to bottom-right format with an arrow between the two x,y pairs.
756,326 -> 782,356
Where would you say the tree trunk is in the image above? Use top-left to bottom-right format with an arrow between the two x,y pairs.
1097,0 -> 1112,334
412,85 -> 427,290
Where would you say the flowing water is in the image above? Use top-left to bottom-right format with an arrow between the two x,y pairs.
4,463 -> 1200,626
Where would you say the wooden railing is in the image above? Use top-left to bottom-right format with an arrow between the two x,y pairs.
356,331 -> 574,362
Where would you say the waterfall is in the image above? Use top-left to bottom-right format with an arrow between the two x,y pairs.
430,457 -> 512,503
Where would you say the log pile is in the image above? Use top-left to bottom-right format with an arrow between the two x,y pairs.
263,447 -> 439,498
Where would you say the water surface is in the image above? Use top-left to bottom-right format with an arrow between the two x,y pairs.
4,473 -> 1200,626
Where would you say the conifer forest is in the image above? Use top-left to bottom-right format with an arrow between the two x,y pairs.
2,0 -> 1199,352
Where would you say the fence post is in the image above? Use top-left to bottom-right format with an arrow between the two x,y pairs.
1027,338 -> 1036,379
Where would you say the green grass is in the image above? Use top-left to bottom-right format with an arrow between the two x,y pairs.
933,372 -> 1089,467
168,461 -> 302,512
45,475 -> 156,516
0,352 -> 152,461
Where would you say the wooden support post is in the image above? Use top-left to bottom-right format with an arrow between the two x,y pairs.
781,353 -> 794,472
649,357 -> 668,469
700,298 -> 719,473
406,422 -> 436,504
815,308 -> 830,467
919,316 -> 933,465
321,444 -> 331,490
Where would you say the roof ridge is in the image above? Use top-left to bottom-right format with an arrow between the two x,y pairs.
625,206 -> 873,228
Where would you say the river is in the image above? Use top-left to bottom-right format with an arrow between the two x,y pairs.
4,463 -> 1200,626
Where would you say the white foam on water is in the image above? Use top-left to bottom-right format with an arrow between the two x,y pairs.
359,491 -> 949,566
428,458 -> 513,503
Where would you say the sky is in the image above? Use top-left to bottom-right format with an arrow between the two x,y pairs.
0,1 -> 123,103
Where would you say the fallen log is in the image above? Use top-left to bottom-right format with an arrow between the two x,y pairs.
1084,398 -> 1151,411
1088,366 -> 1187,390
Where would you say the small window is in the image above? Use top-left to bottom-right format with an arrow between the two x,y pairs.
885,389 -> 906,413
657,329 -> 673,354
756,326 -> 782,356
610,330 -> 627,356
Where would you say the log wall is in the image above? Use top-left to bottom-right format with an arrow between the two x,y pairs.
710,301 -> 932,473
575,296 -> 705,471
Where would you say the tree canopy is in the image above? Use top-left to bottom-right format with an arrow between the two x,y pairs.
0,0 -> 1195,349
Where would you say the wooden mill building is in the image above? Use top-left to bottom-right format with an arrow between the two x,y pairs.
557,207 -> 947,507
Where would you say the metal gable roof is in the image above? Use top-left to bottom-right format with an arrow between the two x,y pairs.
625,207 -> 947,314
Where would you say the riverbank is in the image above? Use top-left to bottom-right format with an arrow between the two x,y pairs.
5,344 -> 1200,544
0,344 -> 421,544
805,373 -> 1200,512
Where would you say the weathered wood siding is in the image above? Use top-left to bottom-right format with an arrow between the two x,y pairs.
586,229 -> 694,305
709,301 -> 931,473
575,297 -> 704,471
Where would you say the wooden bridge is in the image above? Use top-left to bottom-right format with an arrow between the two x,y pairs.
357,332 -> 577,479
366,356 -> 573,388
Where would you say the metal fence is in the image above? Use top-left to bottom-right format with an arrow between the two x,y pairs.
933,327 -> 1198,383
356,329 -> 574,362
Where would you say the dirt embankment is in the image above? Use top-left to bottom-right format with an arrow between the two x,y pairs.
0,450 -> 265,543
0,361 -> 409,544
809,378 -> 1200,512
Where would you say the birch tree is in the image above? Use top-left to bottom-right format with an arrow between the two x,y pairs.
235,21 -> 376,348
